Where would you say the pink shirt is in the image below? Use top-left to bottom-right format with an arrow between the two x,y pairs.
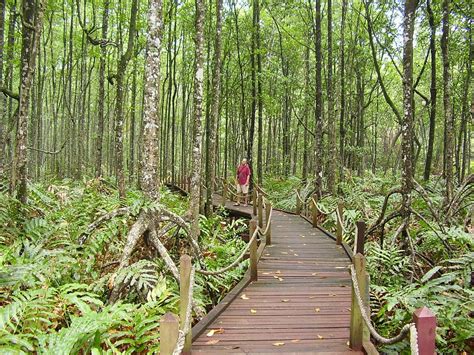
237,164 -> 251,185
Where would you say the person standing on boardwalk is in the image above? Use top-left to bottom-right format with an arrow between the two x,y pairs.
235,159 -> 251,206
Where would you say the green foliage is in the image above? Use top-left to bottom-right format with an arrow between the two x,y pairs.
263,173 -> 474,353
0,179 -> 247,353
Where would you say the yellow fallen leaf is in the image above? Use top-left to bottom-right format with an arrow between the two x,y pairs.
275,270 -> 281,274
294,253 -> 299,256
315,308 -> 320,313
273,342 -> 285,346
240,294 -> 249,300
301,235 -> 305,238
281,252 -> 288,255
278,277 -> 284,281
346,341 -> 350,346
281,299 -> 290,302
312,272 -> 318,276
206,339 -> 220,345
317,334 -> 324,339
250,309 -> 257,314
291,339 -> 300,343
262,272 -> 270,275
206,328 -> 224,337
273,275 -> 279,279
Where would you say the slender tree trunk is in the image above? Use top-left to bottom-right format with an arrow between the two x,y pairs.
189,0 -> 205,241
401,0 -> 416,220
141,0 -> 162,200
441,0 -> 454,203
205,0 -> 223,216
11,0 -> 45,202
247,0 -> 258,182
339,0 -> 347,188
314,0 -> 323,196
256,0 -> 263,184
0,0 -> 5,176
302,42 -> 310,184
114,0 -> 138,198
95,0 -> 109,177
423,0 -> 437,181
327,0 -> 335,193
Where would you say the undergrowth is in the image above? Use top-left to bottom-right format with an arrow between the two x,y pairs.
0,178 -> 247,354
264,172 -> 473,354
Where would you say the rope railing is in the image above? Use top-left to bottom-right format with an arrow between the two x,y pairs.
196,227 -> 259,276
172,267 -> 195,355
350,264 -> 414,345
160,184 -> 273,355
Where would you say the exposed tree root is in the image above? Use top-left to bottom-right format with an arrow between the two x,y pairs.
78,207 -> 132,245
366,187 -> 402,236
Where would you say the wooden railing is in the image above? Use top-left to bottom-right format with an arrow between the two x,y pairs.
159,179 -> 272,354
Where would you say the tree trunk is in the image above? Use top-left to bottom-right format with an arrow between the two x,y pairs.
114,0 -> 138,198
11,0 -> 45,202
401,0 -> 416,219
314,0 -> 323,196
441,0 -> 454,203
423,0 -> 437,181
94,0 -> 109,177
327,0 -> 336,193
189,0 -> 205,241
205,0 -> 223,216
141,0 -> 163,200
339,0 -> 347,189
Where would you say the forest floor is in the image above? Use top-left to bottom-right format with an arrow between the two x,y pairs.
0,173 -> 472,353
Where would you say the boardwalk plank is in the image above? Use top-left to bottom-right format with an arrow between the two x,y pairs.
192,199 -> 358,353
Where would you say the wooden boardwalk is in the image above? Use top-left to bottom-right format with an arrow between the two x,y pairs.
192,200 -> 361,354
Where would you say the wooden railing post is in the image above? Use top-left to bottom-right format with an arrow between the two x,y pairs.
258,193 -> 263,228
160,312 -> 179,355
249,219 -> 258,281
252,190 -> 257,216
355,220 -> 366,255
312,194 -> 319,228
265,201 -> 272,245
222,181 -> 227,207
413,307 -> 436,355
179,255 -> 192,354
296,189 -> 301,214
336,200 -> 344,245
350,253 -> 366,351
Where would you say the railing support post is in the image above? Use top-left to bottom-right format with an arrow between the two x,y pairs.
296,189 -> 301,215
355,220 -> 366,255
336,201 -> 344,245
258,193 -> 263,228
222,181 -> 227,207
413,307 -> 436,355
160,312 -> 179,355
312,194 -> 319,228
249,219 -> 258,281
265,201 -> 272,245
252,190 -> 257,216
179,255 -> 192,354
350,253 -> 366,351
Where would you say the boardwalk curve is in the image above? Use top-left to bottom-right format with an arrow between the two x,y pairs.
192,198 -> 361,354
